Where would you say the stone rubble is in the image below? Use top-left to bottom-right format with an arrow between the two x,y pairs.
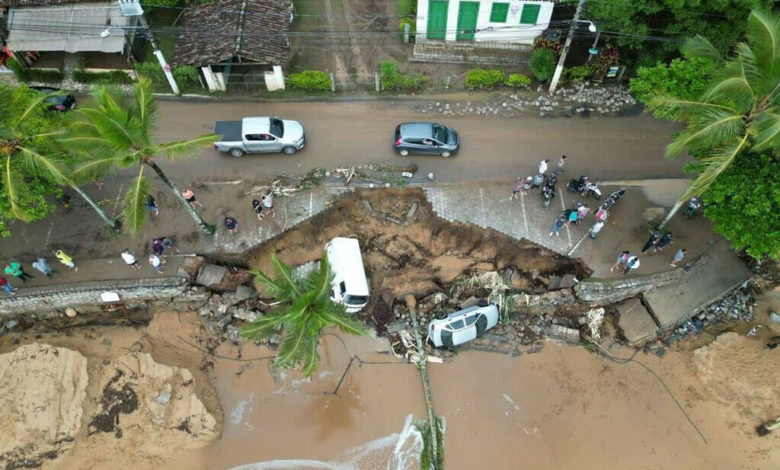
667,282 -> 757,342
414,82 -> 638,118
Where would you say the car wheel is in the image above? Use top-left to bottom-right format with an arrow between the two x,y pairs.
476,315 -> 488,335
282,146 -> 297,155
230,148 -> 244,158
440,151 -> 451,158
399,149 -> 409,156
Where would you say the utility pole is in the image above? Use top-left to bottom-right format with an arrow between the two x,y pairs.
548,0 -> 585,94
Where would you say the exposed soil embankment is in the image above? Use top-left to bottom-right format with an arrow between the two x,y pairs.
247,188 -> 591,333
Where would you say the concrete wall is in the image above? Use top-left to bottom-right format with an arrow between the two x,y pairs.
417,0 -> 553,44
574,270 -> 684,305
0,277 -> 188,319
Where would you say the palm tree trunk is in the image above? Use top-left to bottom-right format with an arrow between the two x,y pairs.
70,184 -> 121,232
145,160 -> 215,235
657,198 -> 685,229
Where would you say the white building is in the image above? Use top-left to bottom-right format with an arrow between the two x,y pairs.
416,0 -> 554,45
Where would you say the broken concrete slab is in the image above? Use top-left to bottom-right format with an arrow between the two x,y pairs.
644,241 -> 753,331
196,264 -> 227,287
546,325 -> 581,343
235,284 -> 256,301
616,297 -> 658,346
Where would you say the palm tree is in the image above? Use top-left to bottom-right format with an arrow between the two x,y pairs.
241,253 -> 368,378
648,9 -> 780,228
62,77 -> 217,234
0,84 -> 119,233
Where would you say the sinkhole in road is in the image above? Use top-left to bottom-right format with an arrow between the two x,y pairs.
246,188 -> 592,334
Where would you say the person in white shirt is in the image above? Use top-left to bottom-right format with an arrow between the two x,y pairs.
538,158 -> 550,175
121,249 -> 142,270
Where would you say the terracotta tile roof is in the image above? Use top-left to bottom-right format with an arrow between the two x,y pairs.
172,0 -> 292,67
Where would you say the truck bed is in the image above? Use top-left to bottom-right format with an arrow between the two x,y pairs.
214,121 -> 242,143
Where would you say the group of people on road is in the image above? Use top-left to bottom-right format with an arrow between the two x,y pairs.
1,250 -> 77,295
175,187 -> 277,236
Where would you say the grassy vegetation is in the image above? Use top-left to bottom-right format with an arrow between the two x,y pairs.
397,0 -> 415,16
417,417 -> 444,470
144,8 -> 180,61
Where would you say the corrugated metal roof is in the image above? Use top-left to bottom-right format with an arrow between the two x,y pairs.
172,0 -> 292,67
6,2 -> 132,53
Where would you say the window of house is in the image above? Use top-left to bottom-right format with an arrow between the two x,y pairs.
520,3 -> 541,24
490,2 -> 509,23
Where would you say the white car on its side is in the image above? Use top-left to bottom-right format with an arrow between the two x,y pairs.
427,301 -> 499,347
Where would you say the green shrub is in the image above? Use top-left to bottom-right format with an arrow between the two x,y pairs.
6,58 -> 29,81
563,65 -> 590,83
504,73 -> 532,88
133,61 -> 166,85
286,70 -> 332,91
529,49 -> 556,82
172,65 -> 200,87
73,70 -> 134,84
27,69 -> 63,83
465,68 -> 505,90
380,61 -> 426,92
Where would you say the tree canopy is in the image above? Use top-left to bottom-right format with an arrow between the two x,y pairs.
629,56 -> 719,116
701,152 -> 779,259
0,85 -> 65,236
583,0 -> 773,65
241,254 -> 368,377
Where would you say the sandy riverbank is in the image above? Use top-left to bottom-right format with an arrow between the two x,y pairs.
1,307 -> 778,470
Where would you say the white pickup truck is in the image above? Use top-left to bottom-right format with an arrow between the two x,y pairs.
214,116 -> 306,157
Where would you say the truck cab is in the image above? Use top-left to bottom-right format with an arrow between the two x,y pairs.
214,117 -> 305,157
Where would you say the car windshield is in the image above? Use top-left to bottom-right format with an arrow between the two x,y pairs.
270,118 -> 284,138
433,125 -> 447,143
344,294 -> 368,305
450,319 -> 465,330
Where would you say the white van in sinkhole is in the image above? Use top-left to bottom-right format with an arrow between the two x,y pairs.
325,237 -> 369,313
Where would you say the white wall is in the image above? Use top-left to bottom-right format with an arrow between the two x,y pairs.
416,0 -> 553,45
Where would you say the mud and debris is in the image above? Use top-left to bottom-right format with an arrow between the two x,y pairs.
88,370 -> 139,438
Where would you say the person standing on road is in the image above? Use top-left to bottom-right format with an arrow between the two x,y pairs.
670,248 -> 687,267
5,262 -> 34,283
554,155 -> 567,174
577,203 -> 590,221
262,192 -> 275,218
510,178 -> 524,201
0,275 -> 16,295
121,249 -> 142,270
252,199 -> 264,220
538,159 -> 550,175
623,255 -> 640,275
564,209 -> 579,227
589,220 -> 604,239
148,254 -> 165,273
641,232 -> 661,254
182,189 -> 204,210
224,216 -> 239,234
32,258 -> 54,278
146,195 -> 159,216
595,204 -> 608,222
610,251 -> 631,272
54,250 -> 78,271
654,232 -> 673,252
151,238 -> 165,257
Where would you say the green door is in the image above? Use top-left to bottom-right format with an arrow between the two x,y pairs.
456,2 -> 479,41
427,1 -> 449,40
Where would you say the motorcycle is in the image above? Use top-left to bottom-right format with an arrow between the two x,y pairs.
604,188 -> 626,208
684,197 -> 702,218
541,183 -> 555,208
567,175 -> 588,194
582,181 -> 602,200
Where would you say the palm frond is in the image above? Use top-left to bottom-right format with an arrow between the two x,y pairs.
122,169 -> 150,234
304,252 -> 335,303
275,316 -> 321,377
745,10 -> 780,69
679,135 -> 750,201
76,108 -> 136,152
71,154 -> 127,179
752,112 -> 780,150
17,91 -> 52,125
133,77 -> 157,134
270,254 -> 302,300
240,311 -> 285,340
2,156 -> 32,221
15,146 -> 69,185
665,112 -> 744,157
702,63 -> 755,113
319,308 -> 368,336
155,134 -> 218,161
681,35 -> 723,63
647,95 -> 737,122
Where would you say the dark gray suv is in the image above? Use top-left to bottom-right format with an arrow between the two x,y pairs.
393,122 -> 460,157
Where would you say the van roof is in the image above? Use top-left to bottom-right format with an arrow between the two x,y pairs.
325,237 -> 369,296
